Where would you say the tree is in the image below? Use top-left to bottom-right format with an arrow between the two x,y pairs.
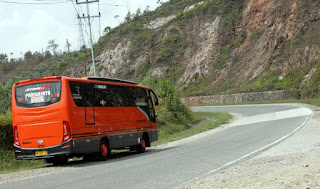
104,26 -> 111,35
0,53 -> 8,64
80,45 -> 87,52
0,80 -> 14,114
44,50 -> 52,60
24,51 -> 33,61
0,53 -> 8,70
34,52 -> 44,62
144,6 -> 150,14
133,8 -> 141,20
47,40 -> 59,55
124,11 -> 132,23
157,0 -> 163,5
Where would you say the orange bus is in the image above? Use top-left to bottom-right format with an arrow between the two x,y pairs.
12,76 -> 158,164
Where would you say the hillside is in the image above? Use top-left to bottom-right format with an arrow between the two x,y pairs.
2,0 -> 320,98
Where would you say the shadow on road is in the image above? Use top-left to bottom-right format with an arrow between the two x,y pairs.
45,146 -> 176,168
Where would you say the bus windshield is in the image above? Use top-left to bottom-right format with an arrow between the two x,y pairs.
15,81 -> 61,108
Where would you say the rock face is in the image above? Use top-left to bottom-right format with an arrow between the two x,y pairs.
91,41 -> 131,78
83,0 -> 320,95
144,15 -> 176,30
178,16 -> 221,86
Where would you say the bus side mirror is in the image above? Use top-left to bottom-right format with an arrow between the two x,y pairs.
154,97 -> 159,106
149,89 -> 159,106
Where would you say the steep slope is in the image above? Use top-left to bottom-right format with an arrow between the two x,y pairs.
72,0 -> 320,97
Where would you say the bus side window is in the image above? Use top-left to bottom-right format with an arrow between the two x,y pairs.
80,83 -> 94,107
69,81 -> 85,107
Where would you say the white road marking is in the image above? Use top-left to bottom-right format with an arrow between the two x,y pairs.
227,107 -> 313,127
205,113 -> 311,176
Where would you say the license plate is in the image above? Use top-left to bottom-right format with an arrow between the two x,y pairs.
35,150 -> 48,156
31,96 -> 44,103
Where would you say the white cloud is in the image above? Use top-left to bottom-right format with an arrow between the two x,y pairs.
0,10 -> 22,28
23,10 -> 74,53
0,0 -> 168,59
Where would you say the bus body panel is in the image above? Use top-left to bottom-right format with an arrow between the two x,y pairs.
12,78 -> 70,149
17,119 -> 63,148
12,76 -> 158,160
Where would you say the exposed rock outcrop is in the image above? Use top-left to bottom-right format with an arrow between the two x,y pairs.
84,0 -> 320,96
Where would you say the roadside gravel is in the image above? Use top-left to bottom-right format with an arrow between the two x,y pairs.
185,105 -> 320,189
0,166 -> 76,185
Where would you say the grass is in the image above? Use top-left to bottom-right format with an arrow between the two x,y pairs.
153,111 -> 232,146
0,149 -> 44,174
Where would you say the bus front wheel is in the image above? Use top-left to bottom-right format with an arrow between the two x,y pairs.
98,141 -> 109,161
137,138 -> 146,153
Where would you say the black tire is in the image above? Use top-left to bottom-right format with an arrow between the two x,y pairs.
136,138 -> 146,154
46,156 -> 68,166
44,158 -> 53,164
98,141 -> 110,161
129,146 -> 137,152
83,154 -> 97,162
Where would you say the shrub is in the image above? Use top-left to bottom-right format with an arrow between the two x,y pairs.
155,34 -> 190,64
0,80 -> 14,114
0,114 -> 13,150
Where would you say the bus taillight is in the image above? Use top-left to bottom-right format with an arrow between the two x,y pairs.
63,121 -> 71,142
13,126 -> 20,147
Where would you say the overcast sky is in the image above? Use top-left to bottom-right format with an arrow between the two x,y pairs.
0,0 -> 167,59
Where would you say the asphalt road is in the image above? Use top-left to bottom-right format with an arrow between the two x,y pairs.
0,104 -> 312,189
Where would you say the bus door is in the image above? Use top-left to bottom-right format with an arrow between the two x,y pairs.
148,89 -> 158,123
82,83 -> 95,125
134,88 -> 156,128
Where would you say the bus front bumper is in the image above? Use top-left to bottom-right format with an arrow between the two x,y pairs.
14,141 -> 73,160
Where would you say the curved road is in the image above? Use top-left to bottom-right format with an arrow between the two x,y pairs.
1,104 -> 312,189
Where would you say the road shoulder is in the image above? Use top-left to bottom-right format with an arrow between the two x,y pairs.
185,105 -> 320,188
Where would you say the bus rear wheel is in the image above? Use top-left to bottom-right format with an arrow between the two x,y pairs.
45,156 -> 68,166
137,138 -> 146,154
98,141 -> 109,161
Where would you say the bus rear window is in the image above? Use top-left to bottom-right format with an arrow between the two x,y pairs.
15,81 -> 61,108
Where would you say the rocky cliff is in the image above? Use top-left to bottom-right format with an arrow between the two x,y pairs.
76,0 -> 320,97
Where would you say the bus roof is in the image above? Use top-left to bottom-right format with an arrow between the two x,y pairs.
14,76 -> 63,86
14,76 -> 145,88
84,76 -> 136,85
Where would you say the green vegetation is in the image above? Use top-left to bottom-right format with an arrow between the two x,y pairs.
0,80 -> 14,114
0,149 -> 44,174
129,29 -> 156,60
249,29 -> 262,42
139,75 -> 232,146
240,71 -> 285,93
139,74 -> 188,112
155,34 -> 190,64
0,114 -> 13,149
181,77 -> 212,97
153,111 -> 231,145
239,60 -> 320,99
291,27 -> 320,48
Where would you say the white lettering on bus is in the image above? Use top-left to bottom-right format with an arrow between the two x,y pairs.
25,91 -> 51,98
94,84 -> 107,89
25,87 -> 41,92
